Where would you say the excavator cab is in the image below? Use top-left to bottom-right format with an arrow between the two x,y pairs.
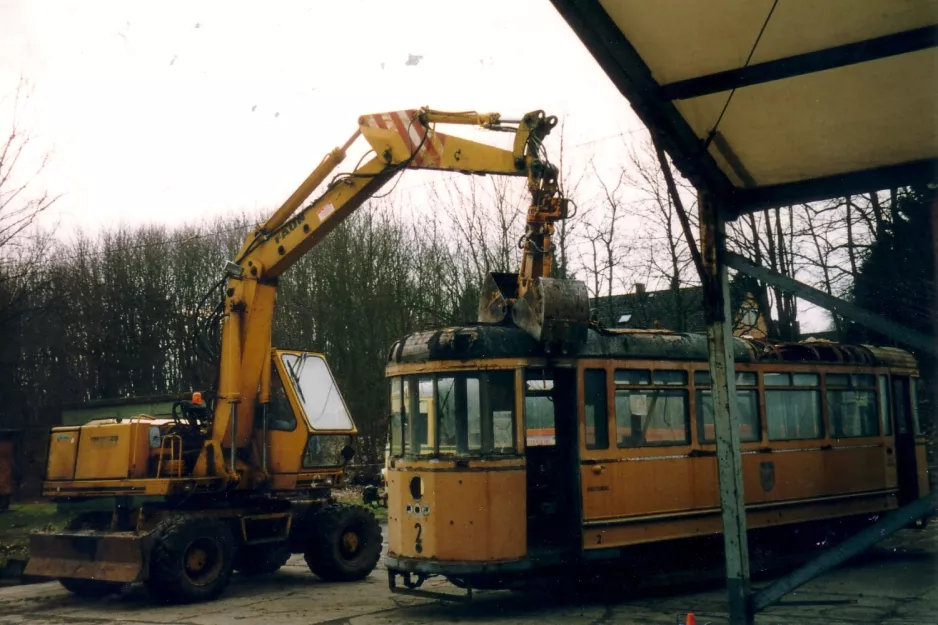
262,350 -> 359,490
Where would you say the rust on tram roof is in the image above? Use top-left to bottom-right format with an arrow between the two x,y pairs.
386,322 -> 916,369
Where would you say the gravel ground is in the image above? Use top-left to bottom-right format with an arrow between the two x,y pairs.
0,521 -> 935,624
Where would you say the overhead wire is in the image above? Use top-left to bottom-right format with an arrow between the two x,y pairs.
703,0 -> 779,150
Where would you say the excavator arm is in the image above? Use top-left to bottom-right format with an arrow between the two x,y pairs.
235,108 -> 560,278
209,107 -> 588,475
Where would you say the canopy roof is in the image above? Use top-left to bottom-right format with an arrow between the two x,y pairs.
550,0 -> 938,217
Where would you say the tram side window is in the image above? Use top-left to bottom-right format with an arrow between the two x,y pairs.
406,377 -> 434,456
584,369 -> 609,450
695,371 -> 760,443
389,378 -> 404,456
614,369 -> 689,447
878,375 -> 893,436
467,378 -> 482,450
437,376 -> 482,454
525,370 -> 556,447
827,374 -> 878,438
488,371 -> 517,453
435,372 -> 516,456
765,372 -> 823,440
911,378 -> 923,435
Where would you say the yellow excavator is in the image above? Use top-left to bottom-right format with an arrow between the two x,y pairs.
26,107 -> 586,603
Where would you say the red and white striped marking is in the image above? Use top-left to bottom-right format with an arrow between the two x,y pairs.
360,110 -> 446,167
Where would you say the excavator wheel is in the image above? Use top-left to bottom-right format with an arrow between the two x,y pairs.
233,543 -> 292,576
304,503 -> 382,582
145,515 -> 236,604
58,511 -> 125,598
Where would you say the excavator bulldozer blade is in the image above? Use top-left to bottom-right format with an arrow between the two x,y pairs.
24,529 -> 153,583
512,277 -> 589,349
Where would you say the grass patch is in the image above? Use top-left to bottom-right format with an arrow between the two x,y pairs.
334,488 -> 388,523
0,504 -> 71,567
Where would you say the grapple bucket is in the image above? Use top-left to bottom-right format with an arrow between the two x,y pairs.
512,277 -> 590,348
24,529 -> 152,583
477,272 -> 520,324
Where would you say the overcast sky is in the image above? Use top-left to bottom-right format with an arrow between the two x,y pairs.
0,0 -> 645,233
0,0 -> 830,331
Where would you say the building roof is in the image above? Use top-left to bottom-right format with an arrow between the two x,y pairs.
548,1 -> 938,216
590,283 -> 751,332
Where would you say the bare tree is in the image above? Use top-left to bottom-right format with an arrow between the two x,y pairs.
428,173 -> 527,291
623,138 -> 698,331
578,157 -> 632,323
725,189 -> 899,341
0,79 -> 61,332
0,79 -> 59,253
552,120 -> 589,280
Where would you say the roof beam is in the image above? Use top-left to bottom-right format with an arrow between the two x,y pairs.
660,25 -> 938,101
548,0 -> 734,201
725,251 -> 938,356
727,159 -> 938,216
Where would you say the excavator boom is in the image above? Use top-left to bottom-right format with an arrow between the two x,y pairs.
212,107 -> 589,456
26,106 -> 589,602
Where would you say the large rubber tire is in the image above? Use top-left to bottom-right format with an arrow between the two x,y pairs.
58,511 -> 124,598
233,543 -> 291,576
304,503 -> 382,582
145,515 -> 236,604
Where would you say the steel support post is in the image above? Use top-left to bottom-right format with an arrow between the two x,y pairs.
699,193 -> 752,624
931,195 -> 938,438
932,194 -> 938,367
751,490 -> 938,612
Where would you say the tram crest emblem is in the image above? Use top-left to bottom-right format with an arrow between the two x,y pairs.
759,461 -> 775,492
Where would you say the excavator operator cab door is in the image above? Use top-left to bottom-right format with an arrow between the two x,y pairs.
261,350 -> 357,475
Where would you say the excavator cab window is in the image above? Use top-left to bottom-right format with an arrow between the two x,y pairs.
262,368 -> 297,431
302,434 -> 354,468
273,350 -> 356,432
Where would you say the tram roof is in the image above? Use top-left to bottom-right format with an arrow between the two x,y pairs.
386,323 -> 917,370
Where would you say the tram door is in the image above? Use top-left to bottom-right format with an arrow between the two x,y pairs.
524,367 -> 579,551
892,376 -> 920,505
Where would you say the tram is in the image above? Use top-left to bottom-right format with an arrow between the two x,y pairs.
383,323 -> 929,592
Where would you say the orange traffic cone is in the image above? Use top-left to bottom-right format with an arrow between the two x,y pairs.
685,613 -> 696,625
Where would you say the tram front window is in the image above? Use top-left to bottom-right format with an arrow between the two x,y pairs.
389,371 -> 516,457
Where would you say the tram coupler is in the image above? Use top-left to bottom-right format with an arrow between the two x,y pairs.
387,569 -> 473,603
